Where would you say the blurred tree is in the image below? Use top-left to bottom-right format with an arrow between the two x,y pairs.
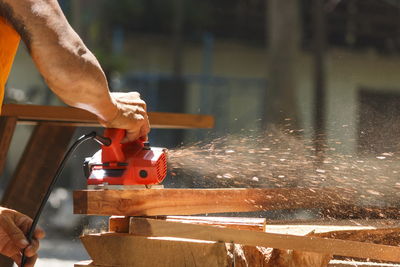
263,0 -> 302,129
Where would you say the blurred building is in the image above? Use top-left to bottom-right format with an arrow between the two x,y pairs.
5,0 -> 400,156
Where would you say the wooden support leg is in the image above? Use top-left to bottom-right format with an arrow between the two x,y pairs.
0,117 -> 18,267
0,116 -> 17,175
1,122 -> 76,216
0,122 -> 76,267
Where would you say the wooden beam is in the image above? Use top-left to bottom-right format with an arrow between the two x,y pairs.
1,104 -> 214,129
109,216 -> 266,233
73,187 -> 352,216
0,116 -> 17,174
80,234 -> 229,267
1,123 -> 76,217
129,218 -> 400,263
321,205 -> 400,220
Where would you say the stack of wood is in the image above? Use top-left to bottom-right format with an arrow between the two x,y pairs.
73,188 -> 400,267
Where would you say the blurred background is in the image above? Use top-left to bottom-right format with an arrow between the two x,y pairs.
2,0 -> 400,265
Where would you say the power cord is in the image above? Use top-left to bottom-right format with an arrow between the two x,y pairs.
20,131 -> 110,267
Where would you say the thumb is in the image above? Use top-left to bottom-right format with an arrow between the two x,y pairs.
0,216 -> 29,249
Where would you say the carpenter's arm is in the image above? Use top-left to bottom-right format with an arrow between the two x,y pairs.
0,0 -> 149,141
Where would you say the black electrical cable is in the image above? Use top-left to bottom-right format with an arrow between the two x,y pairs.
20,131 -> 110,267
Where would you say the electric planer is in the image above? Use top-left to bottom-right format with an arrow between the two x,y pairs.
84,128 -> 167,189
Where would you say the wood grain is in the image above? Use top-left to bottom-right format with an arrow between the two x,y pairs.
1,123 -> 76,217
109,216 -> 266,233
81,233 -> 228,267
0,116 -> 17,175
1,104 -> 214,129
73,187 -> 351,216
129,218 -> 400,263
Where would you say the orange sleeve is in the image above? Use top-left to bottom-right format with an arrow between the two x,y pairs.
0,16 -> 20,113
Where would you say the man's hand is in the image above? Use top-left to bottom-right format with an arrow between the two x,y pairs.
0,207 -> 45,267
98,92 -> 151,143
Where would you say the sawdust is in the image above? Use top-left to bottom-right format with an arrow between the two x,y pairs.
168,127 -> 400,210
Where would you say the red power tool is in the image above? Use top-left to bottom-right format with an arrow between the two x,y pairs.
84,128 -> 167,189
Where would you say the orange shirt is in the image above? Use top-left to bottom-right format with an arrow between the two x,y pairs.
0,16 -> 20,113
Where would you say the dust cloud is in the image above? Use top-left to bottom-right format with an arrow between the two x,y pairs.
168,127 -> 400,211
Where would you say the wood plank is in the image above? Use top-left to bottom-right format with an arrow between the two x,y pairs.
321,205 -> 400,220
0,116 -> 17,174
1,104 -> 214,129
73,187 -> 351,216
129,218 -> 400,263
329,260 -> 400,267
80,233 -> 229,267
314,227 -> 400,246
109,216 -> 266,233
1,123 -> 76,217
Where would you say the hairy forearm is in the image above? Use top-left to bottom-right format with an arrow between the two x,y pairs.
1,0 -> 117,121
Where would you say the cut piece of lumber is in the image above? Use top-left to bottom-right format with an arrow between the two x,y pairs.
329,260 -> 400,266
1,104 -> 214,129
129,217 -> 400,263
267,247 -> 331,267
109,216 -> 266,233
73,187 -> 352,216
81,233 -> 229,267
314,227 -> 400,246
321,205 -> 400,220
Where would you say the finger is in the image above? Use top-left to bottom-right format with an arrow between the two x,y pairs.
1,240 -> 22,258
0,216 -> 29,249
122,129 -> 140,143
111,92 -> 141,101
24,253 -> 38,267
24,239 -> 39,257
15,215 -> 33,235
139,122 -> 150,141
34,227 -> 45,240
116,98 -> 147,109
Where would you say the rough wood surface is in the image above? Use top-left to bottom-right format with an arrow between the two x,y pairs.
321,205 -> 400,220
129,218 -> 400,262
81,233 -> 229,267
109,216 -> 266,233
73,187 -> 351,216
0,116 -> 17,174
314,227 -> 400,247
1,104 -> 214,129
1,123 -> 76,217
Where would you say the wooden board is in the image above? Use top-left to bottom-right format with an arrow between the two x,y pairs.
81,233 -> 229,267
73,187 -> 351,216
329,260 -> 400,266
1,123 -> 76,217
129,218 -> 400,263
0,116 -> 17,174
109,216 -> 266,233
321,205 -> 400,220
1,104 -> 214,129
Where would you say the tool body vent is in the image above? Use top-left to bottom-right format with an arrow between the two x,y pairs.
156,153 -> 167,182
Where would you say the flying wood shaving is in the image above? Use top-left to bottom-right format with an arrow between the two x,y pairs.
168,128 -> 400,208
